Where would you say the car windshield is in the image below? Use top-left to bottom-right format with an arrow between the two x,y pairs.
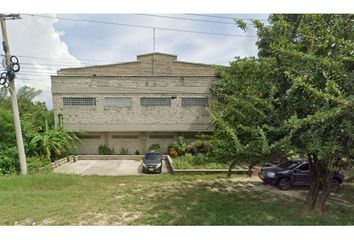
277,161 -> 302,170
144,153 -> 160,161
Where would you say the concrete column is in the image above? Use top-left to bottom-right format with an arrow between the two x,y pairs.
104,132 -> 109,146
140,132 -> 147,153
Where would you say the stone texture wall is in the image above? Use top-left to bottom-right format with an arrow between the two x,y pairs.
52,53 -> 218,154
52,92 -> 212,132
57,53 -> 216,77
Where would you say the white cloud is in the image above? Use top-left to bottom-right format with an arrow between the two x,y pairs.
55,14 -> 263,65
3,14 -> 81,109
2,14 -> 268,109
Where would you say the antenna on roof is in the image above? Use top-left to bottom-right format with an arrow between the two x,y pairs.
152,28 -> 156,75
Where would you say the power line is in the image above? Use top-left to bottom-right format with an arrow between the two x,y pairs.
20,62 -> 82,67
3,54 -> 121,64
137,14 -> 237,25
186,14 -> 269,22
23,14 -> 258,38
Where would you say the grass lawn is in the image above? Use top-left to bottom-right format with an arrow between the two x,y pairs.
0,173 -> 353,225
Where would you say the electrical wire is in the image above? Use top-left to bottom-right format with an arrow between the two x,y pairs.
136,14 -> 238,25
186,14 -> 269,22
23,14 -> 258,38
2,54 -> 121,64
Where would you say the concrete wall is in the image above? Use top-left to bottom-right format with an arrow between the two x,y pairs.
56,53 -> 216,77
52,93 -> 212,132
52,53 -> 217,154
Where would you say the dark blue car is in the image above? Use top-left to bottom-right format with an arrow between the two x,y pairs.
259,158 -> 344,191
142,152 -> 163,174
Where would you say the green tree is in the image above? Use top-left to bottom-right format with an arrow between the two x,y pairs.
0,85 -> 77,173
30,121 -> 80,161
209,14 -> 354,213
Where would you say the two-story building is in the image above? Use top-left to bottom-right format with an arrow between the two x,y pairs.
51,53 -> 217,154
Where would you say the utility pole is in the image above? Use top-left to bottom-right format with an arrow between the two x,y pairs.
0,13 -> 27,174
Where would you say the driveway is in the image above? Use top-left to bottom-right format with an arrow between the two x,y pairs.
53,159 -> 170,176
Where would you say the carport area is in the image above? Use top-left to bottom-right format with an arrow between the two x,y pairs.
53,155 -> 170,176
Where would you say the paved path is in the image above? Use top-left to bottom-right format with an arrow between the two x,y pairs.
53,160 -> 170,176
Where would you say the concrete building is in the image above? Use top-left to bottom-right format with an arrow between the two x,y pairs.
51,53 -> 217,154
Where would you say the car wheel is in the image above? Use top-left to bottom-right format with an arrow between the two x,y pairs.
278,178 -> 291,190
331,179 -> 340,192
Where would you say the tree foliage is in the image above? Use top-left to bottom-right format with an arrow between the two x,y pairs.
0,85 -> 79,174
209,14 -> 354,212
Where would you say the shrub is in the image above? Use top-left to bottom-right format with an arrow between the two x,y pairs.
189,140 -> 213,154
135,150 -> 141,155
167,137 -> 188,157
119,147 -> 129,155
0,147 -> 19,175
174,136 -> 188,155
148,143 -> 160,151
27,156 -> 51,172
172,153 -> 228,169
98,145 -> 113,155
0,154 -> 17,175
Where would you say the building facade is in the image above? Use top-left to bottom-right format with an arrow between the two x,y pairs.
51,53 -> 217,154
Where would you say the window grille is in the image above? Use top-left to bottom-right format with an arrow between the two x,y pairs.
182,97 -> 208,107
104,98 -> 132,107
141,97 -> 171,106
63,97 -> 96,106
149,135 -> 174,139
112,135 -> 139,139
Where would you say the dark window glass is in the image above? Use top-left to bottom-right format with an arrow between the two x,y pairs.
145,153 -> 161,161
78,135 -> 101,139
298,163 -> 309,171
149,135 -> 174,139
112,135 -> 139,139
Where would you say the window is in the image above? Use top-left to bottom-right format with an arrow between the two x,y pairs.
182,98 -> 208,107
149,135 -> 174,139
78,135 -> 101,139
63,97 -> 96,106
112,135 -> 139,139
104,97 -> 132,107
141,98 -> 171,106
298,163 -> 309,171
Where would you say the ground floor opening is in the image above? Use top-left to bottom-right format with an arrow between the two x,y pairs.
76,131 -> 207,155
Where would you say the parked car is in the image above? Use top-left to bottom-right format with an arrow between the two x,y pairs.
142,152 -> 163,173
259,158 -> 344,191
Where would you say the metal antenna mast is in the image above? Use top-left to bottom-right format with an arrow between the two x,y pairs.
152,28 -> 156,75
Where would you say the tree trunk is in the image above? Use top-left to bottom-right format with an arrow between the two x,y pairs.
228,159 -> 238,177
306,178 -> 320,211
315,173 -> 333,212
306,153 -> 321,212
306,154 -> 335,213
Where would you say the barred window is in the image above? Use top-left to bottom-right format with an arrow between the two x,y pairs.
112,135 -> 139,139
182,97 -> 208,107
63,97 -> 96,106
149,135 -> 174,139
104,97 -> 132,107
141,97 -> 171,106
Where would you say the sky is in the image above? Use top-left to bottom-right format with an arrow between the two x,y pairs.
3,14 -> 269,109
